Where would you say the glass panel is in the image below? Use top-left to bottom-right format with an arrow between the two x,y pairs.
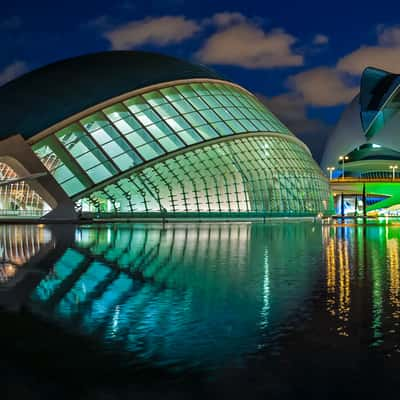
160,87 -> 183,102
80,113 -> 109,133
177,129 -> 203,145
158,135 -> 184,152
135,109 -> 160,126
143,91 -> 167,106
114,117 -> 141,134
90,125 -> 121,145
147,122 -> 173,139
153,103 -> 179,119
87,162 -> 116,183
196,125 -> 219,140
172,99 -> 195,114
103,104 -> 131,122
125,129 -> 154,146
124,96 -> 150,113
165,116 -> 191,133
113,152 -> 143,171
137,143 -> 165,160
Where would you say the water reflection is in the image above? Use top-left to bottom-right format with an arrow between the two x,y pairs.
0,225 -> 52,285
27,223 -> 321,369
3,222 -> 400,371
322,223 -> 400,352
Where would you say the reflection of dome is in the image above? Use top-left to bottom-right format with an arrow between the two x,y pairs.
322,67 -> 400,177
0,51 -> 329,219
26,223 -> 321,369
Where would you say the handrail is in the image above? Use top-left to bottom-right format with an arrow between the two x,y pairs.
330,178 -> 400,183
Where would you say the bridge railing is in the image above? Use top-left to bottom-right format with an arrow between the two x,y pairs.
330,177 -> 400,183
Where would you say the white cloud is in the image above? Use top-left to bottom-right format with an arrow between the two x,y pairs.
337,25 -> 400,75
337,46 -> 400,75
287,67 -> 358,107
196,19 -> 303,69
313,34 -> 329,45
104,16 -> 200,50
0,61 -> 28,86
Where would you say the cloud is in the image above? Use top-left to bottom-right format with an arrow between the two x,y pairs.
377,25 -> 400,46
287,67 -> 358,107
258,93 -> 332,161
208,12 -> 247,28
337,46 -> 400,75
337,25 -> 400,75
313,34 -> 329,45
104,16 -> 200,50
0,16 -> 22,30
196,18 -> 303,69
0,61 -> 28,86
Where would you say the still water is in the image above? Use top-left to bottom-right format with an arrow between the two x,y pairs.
1,222 -> 400,398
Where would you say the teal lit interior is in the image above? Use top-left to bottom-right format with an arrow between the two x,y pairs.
32,81 -> 291,197
76,136 -> 329,215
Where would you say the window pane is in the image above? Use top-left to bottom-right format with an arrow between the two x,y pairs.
184,112 -> 207,127
114,116 -> 141,134
124,96 -> 149,113
87,162 -> 116,183
80,113 -> 109,133
113,152 -> 143,171
212,121 -> 232,136
200,109 -> 220,123
103,104 -> 131,122
177,129 -> 203,145
135,109 -> 160,126
143,91 -> 167,106
153,103 -> 179,119
137,143 -> 165,160
160,87 -> 183,102
90,125 -> 121,145
147,121 -> 173,139
196,125 -> 219,140
172,99 -> 195,114
159,135 -> 184,151
125,129 -> 153,146
165,116 -> 191,132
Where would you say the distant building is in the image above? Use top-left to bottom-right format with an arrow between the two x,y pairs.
0,51 -> 329,219
322,67 -> 400,215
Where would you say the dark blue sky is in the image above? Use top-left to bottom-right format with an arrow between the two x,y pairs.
2,0 -> 400,160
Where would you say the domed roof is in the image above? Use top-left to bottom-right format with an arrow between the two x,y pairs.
0,51 -> 223,140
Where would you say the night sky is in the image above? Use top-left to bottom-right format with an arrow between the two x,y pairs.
2,0 -> 400,161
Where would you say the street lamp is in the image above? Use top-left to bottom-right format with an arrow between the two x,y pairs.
338,156 -> 349,179
389,165 -> 398,180
326,166 -> 335,180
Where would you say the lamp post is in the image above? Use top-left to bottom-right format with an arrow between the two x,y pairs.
338,156 -> 349,179
326,166 -> 335,180
389,165 -> 398,180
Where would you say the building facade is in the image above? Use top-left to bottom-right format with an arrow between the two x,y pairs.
322,67 -> 400,215
0,51 -> 330,219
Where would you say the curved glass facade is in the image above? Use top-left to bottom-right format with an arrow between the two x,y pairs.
31,81 -> 291,197
0,162 -> 51,217
77,136 -> 329,215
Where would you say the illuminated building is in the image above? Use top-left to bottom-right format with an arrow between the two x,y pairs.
322,67 -> 400,215
0,51 -> 329,219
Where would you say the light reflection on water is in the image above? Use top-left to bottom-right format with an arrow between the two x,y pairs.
2,222 -> 400,372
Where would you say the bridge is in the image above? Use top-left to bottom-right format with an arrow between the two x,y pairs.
329,177 -> 400,214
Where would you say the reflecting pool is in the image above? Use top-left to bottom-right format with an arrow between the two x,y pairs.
1,222 -> 400,398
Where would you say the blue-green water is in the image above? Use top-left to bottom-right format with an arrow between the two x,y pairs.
1,222 -> 400,398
